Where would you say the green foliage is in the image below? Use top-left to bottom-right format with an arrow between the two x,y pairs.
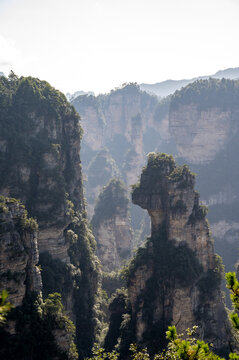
39,252 -> 76,299
188,200 -> 208,225
0,196 -> 38,233
92,179 -> 129,228
0,292 -> 78,359
104,289 -> 128,351
128,224 -> 203,288
170,78 -> 239,112
67,214 -> 101,359
87,150 -> 119,188
86,343 -> 119,360
119,222 -> 226,355
168,164 -> 195,189
225,272 -> 239,358
197,255 -> 224,299
102,271 -> 125,298
144,153 -> 176,178
0,290 -> 12,324
20,210 -> 38,232
0,73 -> 82,225
88,325 -> 225,360
132,153 -> 195,196
226,272 -> 239,330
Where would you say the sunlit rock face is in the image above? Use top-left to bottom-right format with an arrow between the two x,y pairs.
127,153 -> 230,355
169,105 -> 231,164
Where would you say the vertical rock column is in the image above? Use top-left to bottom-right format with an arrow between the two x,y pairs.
127,153 -> 230,355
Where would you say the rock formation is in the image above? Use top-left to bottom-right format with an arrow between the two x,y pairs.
0,197 -> 77,360
0,196 -> 41,307
122,153 -> 230,355
72,78 -> 239,282
86,149 -> 120,217
0,74 -> 100,358
72,83 -> 162,190
169,78 -> 239,279
72,83 -> 169,236
92,179 -> 132,272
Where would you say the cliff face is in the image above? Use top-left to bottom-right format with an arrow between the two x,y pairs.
169,105 -> 231,164
126,153 -> 230,354
0,197 -> 41,307
0,74 -> 100,358
92,179 -> 132,272
0,75 -> 84,263
72,84 -> 170,243
86,150 -> 120,217
73,80 -> 239,280
168,79 -> 239,278
72,84 -> 162,205
0,197 -> 78,360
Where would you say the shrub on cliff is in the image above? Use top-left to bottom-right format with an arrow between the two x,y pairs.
87,325 -> 225,360
170,78 -> 239,112
92,179 -> 129,228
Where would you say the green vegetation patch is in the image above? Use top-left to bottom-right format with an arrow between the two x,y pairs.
0,292 -> 78,360
92,179 -> 129,228
170,78 -> 239,112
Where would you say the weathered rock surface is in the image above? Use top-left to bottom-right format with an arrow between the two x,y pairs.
92,179 -> 132,272
168,79 -> 239,278
86,149 -> 120,217
0,75 -> 100,358
72,79 -> 239,279
126,153 -> 230,355
0,197 -> 42,307
72,84 -> 163,212
169,105 -> 231,164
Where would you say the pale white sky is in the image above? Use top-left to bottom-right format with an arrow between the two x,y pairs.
0,0 -> 238,94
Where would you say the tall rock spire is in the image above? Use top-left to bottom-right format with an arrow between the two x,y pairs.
126,153 -> 230,355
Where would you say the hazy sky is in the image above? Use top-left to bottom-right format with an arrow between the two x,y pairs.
0,0 -> 238,94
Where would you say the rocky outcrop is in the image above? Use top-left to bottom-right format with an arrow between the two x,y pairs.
72,84 -> 169,234
125,153 -> 230,355
169,105 -> 231,164
123,114 -> 144,186
72,84 -> 160,188
168,79 -> 239,279
86,149 -> 120,217
72,78 -> 239,286
0,74 -> 100,359
0,196 -> 42,307
92,179 -> 132,272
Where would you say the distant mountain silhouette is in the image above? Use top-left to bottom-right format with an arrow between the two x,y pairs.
140,67 -> 239,97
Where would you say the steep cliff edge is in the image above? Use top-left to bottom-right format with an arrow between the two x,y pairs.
169,79 -> 239,165
0,196 -> 77,360
92,179 -> 132,272
72,84 -> 163,207
0,74 -> 100,358
169,79 -> 239,277
73,79 -> 239,277
121,153 -> 230,355
0,196 -> 41,307
86,149 -> 120,218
